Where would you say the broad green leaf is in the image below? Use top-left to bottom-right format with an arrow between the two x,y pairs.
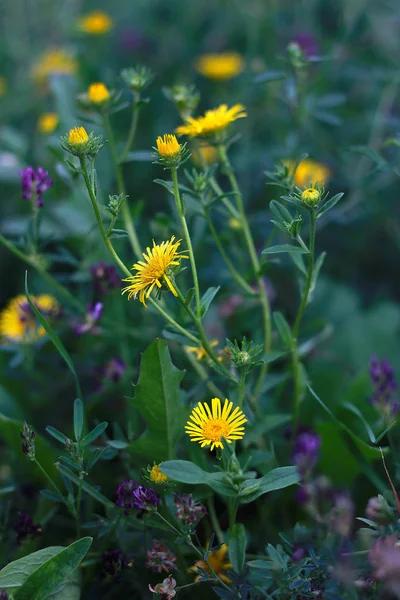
25,273 -> 82,399
15,537 -> 92,600
273,312 -> 293,349
47,568 -> 81,600
0,546 -> 63,591
262,245 -> 308,255
159,460 -> 236,497
200,286 -> 220,317
239,466 -> 299,503
126,340 -> 187,462
228,524 -> 247,574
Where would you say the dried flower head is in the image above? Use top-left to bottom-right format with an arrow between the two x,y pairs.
146,540 -> 178,573
122,236 -> 188,307
174,493 -> 206,525
12,511 -> 42,545
77,11 -> 113,35
37,113 -> 59,135
195,52 -> 244,80
176,104 -> 247,140
185,398 -> 247,451
148,574 -> 177,599
0,294 -> 59,344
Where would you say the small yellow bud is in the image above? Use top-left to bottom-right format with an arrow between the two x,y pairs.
301,187 -> 320,206
68,126 -> 89,147
149,464 -> 169,484
228,217 -> 242,230
88,82 -> 110,105
38,112 -> 59,134
156,134 -> 181,158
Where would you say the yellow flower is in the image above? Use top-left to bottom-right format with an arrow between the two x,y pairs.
149,464 -> 169,484
0,294 -> 59,344
122,236 -> 188,307
176,104 -> 247,138
195,52 -> 244,80
185,398 -> 247,451
191,144 -> 218,166
228,217 -> 242,230
301,187 -> 320,206
284,158 -> 330,188
0,77 -> 7,97
68,126 -> 89,148
37,112 -> 59,135
32,49 -> 77,84
190,543 -> 232,583
156,134 -> 181,158
186,339 -> 218,361
77,11 -> 113,35
88,82 -> 110,105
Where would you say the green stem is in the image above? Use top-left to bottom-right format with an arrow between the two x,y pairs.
217,145 -> 271,400
34,458 -> 72,513
171,167 -> 202,318
76,463 -> 84,537
119,92 -> 140,163
292,210 -> 316,432
102,113 -> 141,258
79,158 -> 200,346
206,497 -> 225,545
204,208 -> 255,295
238,369 -> 246,409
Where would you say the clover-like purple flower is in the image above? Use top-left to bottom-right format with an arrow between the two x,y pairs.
12,511 -> 42,545
116,480 -> 160,515
20,166 -> 53,208
369,355 -> 399,420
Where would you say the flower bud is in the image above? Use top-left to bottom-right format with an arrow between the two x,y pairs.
366,495 -> 393,525
88,82 -> 110,105
301,187 -> 320,206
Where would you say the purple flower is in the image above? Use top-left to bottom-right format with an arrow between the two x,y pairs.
115,480 -> 160,515
104,357 -> 126,382
12,511 -> 42,545
293,31 -> 319,58
291,427 -> 321,476
291,547 -> 307,562
173,493 -> 206,526
116,480 -> 138,515
100,549 -> 132,581
132,485 -> 160,512
146,540 -> 178,573
20,166 -> 53,208
89,261 -> 121,297
0,590 -> 8,600
75,302 -> 103,335
369,355 -> 399,420
369,535 -> 400,596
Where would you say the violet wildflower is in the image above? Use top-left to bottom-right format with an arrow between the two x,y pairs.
0,590 -> 8,600
100,549 -> 133,581
148,574 -> 177,599
116,480 -> 138,515
368,355 -> 399,421
20,421 -> 35,460
116,480 -> 160,515
174,493 -> 206,526
12,511 -> 42,545
103,357 -> 126,383
291,427 -> 321,476
75,302 -> 103,335
291,547 -> 307,562
146,540 -> 178,573
20,166 -> 53,208
369,535 -> 400,597
89,261 -> 121,297
293,31 -> 319,58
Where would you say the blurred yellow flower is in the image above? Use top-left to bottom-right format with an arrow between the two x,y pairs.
32,49 -> 77,84
191,144 -> 218,166
190,543 -> 232,583
156,134 -> 181,158
285,158 -> 330,188
228,217 -> 242,230
68,126 -> 89,148
77,10 -> 113,35
195,52 -> 244,80
37,112 -> 59,134
185,397 -> 247,451
176,104 -> 247,138
186,339 -> 218,361
0,77 -> 7,97
0,294 -> 59,344
88,82 -> 110,104
149,464 -> 169,484
122,236 -> 188,307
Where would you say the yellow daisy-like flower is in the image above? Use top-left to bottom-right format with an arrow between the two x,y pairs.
88,82 -> 110,105
195,52 -> 244,81
122,236 -> 188,307
284,158 -> 331,188
186,339 -> 218,361
185,398 -> 247,451
31,49 -> 77,84
149,464 -> 169,484
156,134 -> 181,158
176,104 -> 247,139
0,294 -> 59,344
68,126 -> 89,148
77,11 -> 113,35
37,112 -> 59,135
190,543 -> 232,583
0,77 -> 7,97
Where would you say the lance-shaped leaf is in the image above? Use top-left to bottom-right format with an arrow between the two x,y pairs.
127,340 -> 187,462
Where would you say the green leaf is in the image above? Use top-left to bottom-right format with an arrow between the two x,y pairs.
200,286 -> 220,317
73,399 -> 84,442
159,460 -> 236,497
289,251 -> 307,276
56,463 -> 114,509
46,426 -> 69,446
153,179 -> 174,195
15,537 -> 92,600
0,546 -> 64,592
25,272 -> 82,399
273,312 -> 293,349
262,245 -> 309,255
47,569 -> 81,600
254,70 -> 286,84
239,466 -> 300,503
228,524 -> 247,574
81,422 -> 108,447
316,193 -> 344,218
126,340 -> 186,462
269,200 -> 292,224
